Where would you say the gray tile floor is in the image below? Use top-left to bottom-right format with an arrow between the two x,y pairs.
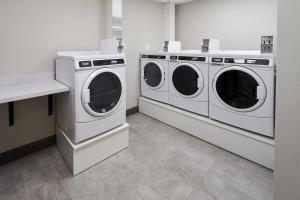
0,113 -> 273,200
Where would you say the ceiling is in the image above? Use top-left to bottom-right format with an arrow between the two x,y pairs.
154,0 -> 195,5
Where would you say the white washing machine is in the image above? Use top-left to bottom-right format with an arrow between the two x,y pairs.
209,51 -> 275,137
140,52 -> 169,104
56,51 -> 126,143
168,51 -> 209,116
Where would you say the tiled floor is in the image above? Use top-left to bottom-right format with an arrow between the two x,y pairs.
0,113 -> 273,200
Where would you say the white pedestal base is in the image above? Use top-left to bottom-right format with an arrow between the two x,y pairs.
139,97 -> 275,169
56,123 -> 129,175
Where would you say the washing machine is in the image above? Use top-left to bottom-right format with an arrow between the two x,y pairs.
56,51 -> 126,143
168,51 -> 209,116
140,52 -> 169,104
209,51 -> 275,137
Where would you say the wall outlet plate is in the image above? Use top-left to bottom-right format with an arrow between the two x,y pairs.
261,36 -> 274,54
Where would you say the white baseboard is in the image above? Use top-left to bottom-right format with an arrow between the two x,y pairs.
139,97 -> 275,169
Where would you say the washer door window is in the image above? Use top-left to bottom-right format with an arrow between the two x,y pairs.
143,61 -> 164,89
172,63 -> 204,98
82,69 -> 122,117
213,66 -> 266,112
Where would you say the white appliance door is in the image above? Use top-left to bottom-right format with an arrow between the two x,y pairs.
213,66 -> 267,112
143,61 -> 165,90
81,68 -> 122,117
172,63 -> 204,98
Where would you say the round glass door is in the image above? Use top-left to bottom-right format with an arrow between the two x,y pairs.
213,66 -> 266,112
82,69 -> 122,116
143,62 -> 164,89
172,64 -> 203,97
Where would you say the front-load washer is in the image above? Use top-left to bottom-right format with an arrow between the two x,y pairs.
168,51 -> 209,116
209,51 -> 275,137
140,52 -> 170,104
56,51 -> 126,143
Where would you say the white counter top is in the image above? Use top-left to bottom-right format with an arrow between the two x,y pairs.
0,80 -> 69,104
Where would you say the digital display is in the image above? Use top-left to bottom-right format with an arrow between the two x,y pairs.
147,55 -> 166,59
178,56 -> 206,62
93,59 -> 125,66
212,58 -> 223,63
246,59 -> 270,65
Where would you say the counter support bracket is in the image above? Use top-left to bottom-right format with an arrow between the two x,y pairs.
48,94 -> 53,116
8,102 -> 14,126
0,79 -> 69,127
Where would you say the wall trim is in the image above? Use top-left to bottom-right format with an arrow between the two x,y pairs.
0,135 -> 56,165
126,106 -> 139,116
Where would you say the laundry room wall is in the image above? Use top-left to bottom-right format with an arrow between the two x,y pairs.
175,0 -> 277,50
123,0 -> 164,109
0,0 -> 106,154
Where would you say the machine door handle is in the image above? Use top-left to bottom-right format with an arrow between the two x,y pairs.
82,89 -> 90,104
256,85 -> 265,100
197,76 -> 203,89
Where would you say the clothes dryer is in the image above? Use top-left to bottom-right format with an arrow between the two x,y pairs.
56,51 -> 126,143
168,51 -> 209,116
209,51 -> 275,137
140,52 -> 170,104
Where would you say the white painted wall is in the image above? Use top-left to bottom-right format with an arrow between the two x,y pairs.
0,0 -> 106,153
123,0 -> 164,109
274,0 -> 300,199
0,0 -> 106,76
175,0 -> 277,50
0,0 -> 164,152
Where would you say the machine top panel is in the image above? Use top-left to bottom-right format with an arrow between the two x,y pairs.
56,51 -> 125,61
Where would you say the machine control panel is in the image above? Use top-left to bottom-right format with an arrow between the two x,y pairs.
147,55 -> 166,59
178,56 -> 206,62
223,58 -> 270,65
211,57 -> 271,66
93,59 -> 125,66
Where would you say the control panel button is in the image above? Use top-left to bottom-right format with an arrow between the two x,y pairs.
234,58 -> 245,64
79,61 -> 92,68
